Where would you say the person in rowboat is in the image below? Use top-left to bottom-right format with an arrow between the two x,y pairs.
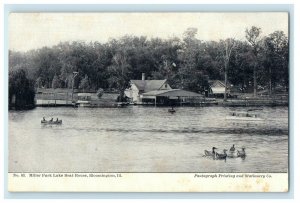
230,144 -> 235,152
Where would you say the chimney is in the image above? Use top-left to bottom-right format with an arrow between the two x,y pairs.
142,73 -> 145,81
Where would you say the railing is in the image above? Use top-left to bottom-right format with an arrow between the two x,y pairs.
36,92 -> 78,106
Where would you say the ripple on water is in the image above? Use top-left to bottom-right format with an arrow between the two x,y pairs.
9,106 -> 288,172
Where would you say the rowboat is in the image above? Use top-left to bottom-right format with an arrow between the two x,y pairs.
168,109 -> 176,113
225,116 -> 264,121
41,120 -> 62,125
226,112 -> 264,121
168,108 -> 176,113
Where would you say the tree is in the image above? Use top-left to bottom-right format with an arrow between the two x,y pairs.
245,26 -> 262,97
107,52 -> 132,100
178,28 -> 208,92
9,69 -> 35,109
202,41 -> 223,81
8,28 -> 288,98
263,31 -> 289,94
79,74 -> 90,91
183,27 -> 198,42
220,38 -> 236,101
97,88 -> 104,99
35,77 -> 43,88
66,74 -> 74,89
227,41 -> 252,92
52,74 -> 60,89
33,47 -> 62,88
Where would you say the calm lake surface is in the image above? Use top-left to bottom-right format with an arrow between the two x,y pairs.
9,106 -> 288,173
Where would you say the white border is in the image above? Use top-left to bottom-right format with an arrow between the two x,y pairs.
1,0 -> 299,202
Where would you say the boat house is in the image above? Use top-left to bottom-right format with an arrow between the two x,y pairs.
125,73 -> 204,105
209,80 -> 231,97
125,73 -> 172,104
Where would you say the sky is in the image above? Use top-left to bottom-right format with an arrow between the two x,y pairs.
9,12 -> 288,52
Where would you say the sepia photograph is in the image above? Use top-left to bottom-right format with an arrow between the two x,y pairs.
8,12 -> 289,191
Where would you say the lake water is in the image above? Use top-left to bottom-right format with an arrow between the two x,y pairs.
9,106 -> 288,173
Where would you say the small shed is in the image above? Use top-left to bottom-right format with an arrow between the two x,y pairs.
209,80 -> 231,96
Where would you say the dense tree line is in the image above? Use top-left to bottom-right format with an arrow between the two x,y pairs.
9,69 -> 35,109
9,26 -> 289,100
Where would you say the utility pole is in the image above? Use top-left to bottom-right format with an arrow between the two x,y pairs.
71,71 -> 79,103
222,39 -> 235,102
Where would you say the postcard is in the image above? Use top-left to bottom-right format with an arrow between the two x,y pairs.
8,12 -> 289,192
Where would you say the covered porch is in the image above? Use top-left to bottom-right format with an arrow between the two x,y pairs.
141,89 -> 204,106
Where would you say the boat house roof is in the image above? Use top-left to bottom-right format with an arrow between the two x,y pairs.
143,89 -> 203,97
209,80 -> 226,87
131,79 -> 167,92
209,80 -> 232,88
